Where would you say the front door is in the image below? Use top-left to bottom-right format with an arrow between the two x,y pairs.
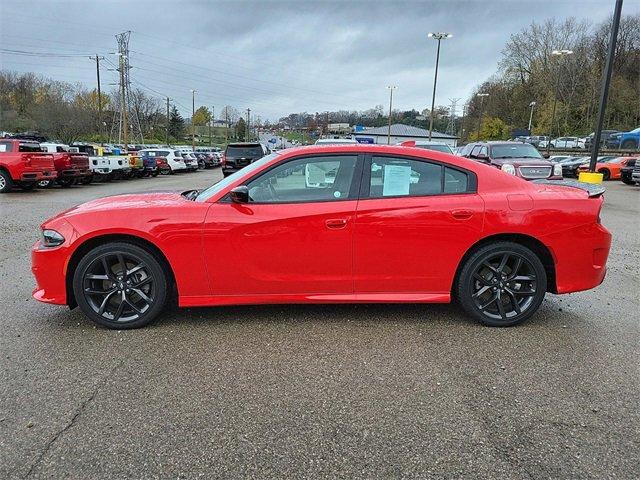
354,154 -> 484,294
203,154 -> 363,296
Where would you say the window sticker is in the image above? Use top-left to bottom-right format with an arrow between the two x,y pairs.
382,164 -> 411,196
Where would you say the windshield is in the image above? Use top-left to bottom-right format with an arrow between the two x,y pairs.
630,128 -> 640,134
196,152 -> 280,202
226,145 -> 263,158
491,144 -> 542,159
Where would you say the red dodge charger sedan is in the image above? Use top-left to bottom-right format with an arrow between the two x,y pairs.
32,145 -> 611,329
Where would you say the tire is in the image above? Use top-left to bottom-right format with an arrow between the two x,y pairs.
622,176 -> 635,185
58,177 -> 74,188
20,182 -> 36,191
0,170 -> 14,193
456,242 -> 547,327
80,175 -> 93,185
621,139 -> 636,150
38,179 -> 54,188
599,169 -> 611,181
72,242 -> 168,329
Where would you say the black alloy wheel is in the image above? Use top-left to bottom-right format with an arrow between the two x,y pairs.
73,243 -> 168,328
457,242 -> 547,326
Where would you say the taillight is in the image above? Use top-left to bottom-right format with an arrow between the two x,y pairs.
221,154 -> 226,166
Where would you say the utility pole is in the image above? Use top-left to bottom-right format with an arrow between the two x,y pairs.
587,0 -> 623,175
547,49 -> 573,155
427,32 -> 452,141
246,108 -> 251,141
191,90 -> 196,151
90,54 -> 105,144
209,106 -> 214,147
118,52 -> 128,150
475,93 -> 489,140
386,86 -> 397,145
165,97 -> 170,145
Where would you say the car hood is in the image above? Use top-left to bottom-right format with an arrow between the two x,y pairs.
491,158 -> 552,167
47,191 -> 187,221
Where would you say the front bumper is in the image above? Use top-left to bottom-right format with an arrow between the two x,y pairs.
32,240 -> 70,305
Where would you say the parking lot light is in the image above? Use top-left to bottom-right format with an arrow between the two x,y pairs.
427,32 -> 452,141
475,93 -> 489,140
528,101 -> 536,132
386,86 -> 397,145
547,49 -> 574,155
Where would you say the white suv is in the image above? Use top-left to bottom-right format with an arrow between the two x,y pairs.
138,149 -> 187,173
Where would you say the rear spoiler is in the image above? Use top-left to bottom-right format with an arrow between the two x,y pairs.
532,179 -> 605,198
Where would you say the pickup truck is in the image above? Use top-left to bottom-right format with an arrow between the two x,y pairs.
0,139 -> 57,192
605,127 -> 640,150
39,143 -> 92,187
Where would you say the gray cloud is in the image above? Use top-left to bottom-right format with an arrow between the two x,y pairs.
1,0 -> 638,120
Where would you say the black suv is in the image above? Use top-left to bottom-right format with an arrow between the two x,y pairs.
222,142 -> 270,177
620,157 -> 637,185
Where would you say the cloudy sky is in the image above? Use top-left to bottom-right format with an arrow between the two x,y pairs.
1,0 -> 638,121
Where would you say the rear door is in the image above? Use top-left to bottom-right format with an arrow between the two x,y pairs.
354,154 -> 484,294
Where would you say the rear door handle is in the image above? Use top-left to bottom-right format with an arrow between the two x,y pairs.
451,209 -> 474,220
325,218 -> 348,229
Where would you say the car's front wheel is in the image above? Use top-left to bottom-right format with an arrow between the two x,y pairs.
73,242 -> 168,329
456,242 -> 547,327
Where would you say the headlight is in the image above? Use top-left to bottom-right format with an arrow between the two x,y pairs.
501,164 -> 516,175
42,229 -> 65,247
553,163 -> 563,176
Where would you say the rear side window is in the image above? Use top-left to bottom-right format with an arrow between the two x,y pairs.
444,167 -> 468,193
19,143 -> 42,152
0,142 -> 12,152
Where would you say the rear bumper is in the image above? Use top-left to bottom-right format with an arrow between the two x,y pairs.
20,169 -> 57,182
59,168 -> 92,178
543,222 -> 611,294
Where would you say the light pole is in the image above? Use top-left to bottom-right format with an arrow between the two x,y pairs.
528,101 -> 536,132
386,86 -> 397,145
191,89 -> 196,151
547,49 -> 573,154
427,32 -> 452,141
475,93 -> 489,140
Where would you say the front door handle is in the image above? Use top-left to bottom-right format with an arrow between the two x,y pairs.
325,218 -> 348,229
451,209 -> 474,220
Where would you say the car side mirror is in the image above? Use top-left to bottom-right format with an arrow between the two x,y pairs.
230,186 -> 249,203
542,152 -> 550,159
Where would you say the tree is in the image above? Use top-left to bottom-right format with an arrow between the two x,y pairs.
235,117 -> 246,140
192,106 -> 211,126
168,106 -> 184,140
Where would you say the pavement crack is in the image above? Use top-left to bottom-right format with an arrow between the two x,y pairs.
22,361 -> 122,479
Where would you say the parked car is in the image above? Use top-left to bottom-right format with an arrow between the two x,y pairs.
577,156 -> 637,181
522,136 -> 550,148
39,143 -> 92,187
632,160 -> 640,184
138,153 -> 163,177
557,156 -> 589,178
398,140 -> 454,154
88,156 -> 113,181
549,137 -> 585,149
462,141 -> 562,180
605,127 -> 640,150
180,152 -> 199,171
619,158 -> 637,185
31,144 -> 611,329
0,139 -> 57,192
138,149 -> 187,174
127,154 -> 145,178
548,155 -> 572,163
584,130 -> 620,150
222,142 -> 271,177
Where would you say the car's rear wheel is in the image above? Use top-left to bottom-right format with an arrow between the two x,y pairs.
73,242 -> 168,329
80,175 -> 93,185
0,170 -> 13,193
456,242 -> 547,327
599,169 -> 611,181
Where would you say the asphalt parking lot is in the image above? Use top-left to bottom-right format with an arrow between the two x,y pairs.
1,170 -> 638,479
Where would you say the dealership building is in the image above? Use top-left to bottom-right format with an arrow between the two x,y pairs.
353,124 -> 459,146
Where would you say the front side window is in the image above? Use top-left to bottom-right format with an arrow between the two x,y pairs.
247,155 -> 357,203
369,156 -> 442,198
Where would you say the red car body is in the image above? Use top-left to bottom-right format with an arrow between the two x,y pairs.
0,139 -> 57,191
32,145 -> 610,324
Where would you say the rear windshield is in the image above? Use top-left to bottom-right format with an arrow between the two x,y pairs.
490,144 -> 542,159
226,145 -> 263,158
142,150 -> 170,157
417,144 -> 453,154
